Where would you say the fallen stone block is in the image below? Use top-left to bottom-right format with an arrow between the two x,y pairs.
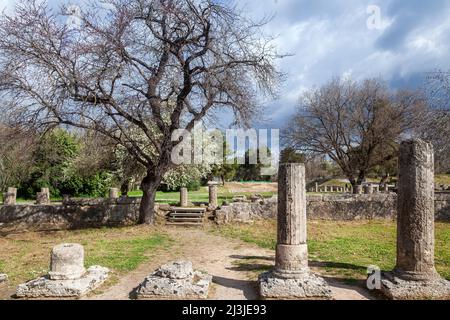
136,261 -> 212,299
259,271 -> 332,300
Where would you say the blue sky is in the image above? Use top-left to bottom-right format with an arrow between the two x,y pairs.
2,0 -> 450,129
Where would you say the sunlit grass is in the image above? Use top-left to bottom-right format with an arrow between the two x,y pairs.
211,220 -> 450,281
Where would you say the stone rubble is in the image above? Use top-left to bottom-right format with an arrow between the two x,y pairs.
136,261 -> 212,299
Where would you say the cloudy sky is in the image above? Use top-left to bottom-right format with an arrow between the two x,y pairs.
1,0 -> 450,129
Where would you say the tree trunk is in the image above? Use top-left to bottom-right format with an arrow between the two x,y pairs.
138,171 -> 162,224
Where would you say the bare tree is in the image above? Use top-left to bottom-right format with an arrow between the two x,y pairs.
283,78 -> 425,190
0,0 -> 282,223
415,70 -> 450,173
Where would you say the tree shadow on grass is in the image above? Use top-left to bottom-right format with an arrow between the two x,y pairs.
229,255 -> 274,262
309,260 -> 367,272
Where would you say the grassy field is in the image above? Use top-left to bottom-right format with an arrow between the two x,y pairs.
7,186 -> 276,205
120,187 -> 275,205
0,226 -> 172,286
211,220 -> 450,282
0,220 -> 448,293
436,174 -> 450,185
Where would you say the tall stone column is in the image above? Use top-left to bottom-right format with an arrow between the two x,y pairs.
259,164 -> 331,299
208,184 -> 218,210
315,182 -> 319,193
3,187 -> 17,205
180,187 -> 188,207
380,139 -> 449,300
36,187 -> 50,205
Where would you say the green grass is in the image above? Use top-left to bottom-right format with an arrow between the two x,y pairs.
128,188 -> 275,205
0,226 -> 172,285
211,220 -> 450,281
435,174 -> 450,186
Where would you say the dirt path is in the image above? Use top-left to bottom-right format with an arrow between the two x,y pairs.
89,227 -> 376,300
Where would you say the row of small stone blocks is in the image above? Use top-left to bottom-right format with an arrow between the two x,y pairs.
2,187 -> 50,205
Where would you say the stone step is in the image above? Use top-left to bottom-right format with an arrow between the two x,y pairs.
170,207 -> 207,213
165,222 -> 203,227
168,217 -> 203,222
169,212 -> 204,217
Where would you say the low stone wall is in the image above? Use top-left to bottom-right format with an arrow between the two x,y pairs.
0,197 -> 171,235
215,192 -> 450,224
1,193 -> 448,234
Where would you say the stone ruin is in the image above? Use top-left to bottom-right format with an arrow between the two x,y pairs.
0,273 -> 7,284
378,139 -> 450,300
258,163 -> 332,299
35,187 -> 50,205
3,187 -> 17,205
135,261 -> 212,299
16,243 -> 109,298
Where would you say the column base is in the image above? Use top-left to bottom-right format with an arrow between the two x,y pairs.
380,271 -> 450,300
258,271 -> 332,300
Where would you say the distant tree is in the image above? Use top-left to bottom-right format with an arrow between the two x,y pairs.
0,124 -> 37,192
416,71 -> 450,173
235,147 -> 273,181
284,78 -> 425,190
0,0 -> 282,223
209,141 -> 239,185
280,147 -> 305,164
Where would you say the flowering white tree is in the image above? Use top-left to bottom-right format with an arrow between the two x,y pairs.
0,0 -> 282,223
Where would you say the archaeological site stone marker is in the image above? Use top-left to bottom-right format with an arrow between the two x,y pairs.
258,163 -> 332,299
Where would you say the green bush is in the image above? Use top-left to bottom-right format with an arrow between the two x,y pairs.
186,180 -> 201,191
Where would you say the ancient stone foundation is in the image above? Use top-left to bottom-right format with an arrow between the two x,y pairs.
135,261 -> 212,299
16,243 -> 109,298
259,164 -> 332,299
380,139 -> 450,300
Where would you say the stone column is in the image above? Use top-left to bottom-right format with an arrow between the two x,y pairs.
354,185 -> 363,195
395,140 -> 437,279
380,139 -> 449,300
275,164 -> 308,276
259,163 -> 331,299
315,182 -> 319,193
36,188 -> 50,204
109,188 -> 119,200
180,187 -> 188,207
49,243 -> 86,280
208,184 -> 218,210
16,243 -> 110,298
364,184 -> 373,194
3,187 -> 17,205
